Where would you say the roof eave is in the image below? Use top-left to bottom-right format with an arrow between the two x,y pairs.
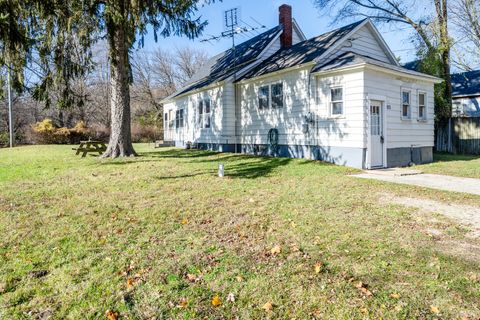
453,93 -> 480,98
163,80 -> 227,102
311,62 -> 443,83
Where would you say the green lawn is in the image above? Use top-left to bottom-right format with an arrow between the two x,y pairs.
1,145 -> 480,319
418,153 -> 480,179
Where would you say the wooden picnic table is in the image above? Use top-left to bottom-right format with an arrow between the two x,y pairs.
73,140 -> 107,157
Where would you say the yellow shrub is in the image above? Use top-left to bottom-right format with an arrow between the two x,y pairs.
72,121 -> 88,134
32,119 -> 56,134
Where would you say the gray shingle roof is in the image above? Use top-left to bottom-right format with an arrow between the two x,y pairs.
238,19 -> 366,81
169,25 -> 282,98
452,70 -> 480,97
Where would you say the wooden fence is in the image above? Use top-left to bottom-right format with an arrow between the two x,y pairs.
436,117 -> 480,154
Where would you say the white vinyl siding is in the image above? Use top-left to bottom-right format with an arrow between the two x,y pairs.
323,24 -> 393,64
364,69 -> 435,149
239,67 -> 365,148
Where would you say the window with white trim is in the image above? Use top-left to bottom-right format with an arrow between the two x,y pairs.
401,90 -> 411,119
258,83 -> 283,109
176,109 -> 184,128
204,99 -> 211,128
418,92 -> 426,120
330,87 -> 344,116
258,85 -> 270,109
196,98 -> 211,129
168,110 -> 174,128
271,83 -> 284,108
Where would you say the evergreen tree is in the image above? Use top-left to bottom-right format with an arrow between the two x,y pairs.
0,0 -> 211,157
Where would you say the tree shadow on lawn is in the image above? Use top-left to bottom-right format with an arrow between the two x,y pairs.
143,148 -> 293,179
142,148 -> 219,159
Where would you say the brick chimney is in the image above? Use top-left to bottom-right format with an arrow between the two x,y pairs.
279,4 -> 293,48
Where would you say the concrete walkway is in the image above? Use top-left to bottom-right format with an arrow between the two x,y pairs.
353,169 -> 480,196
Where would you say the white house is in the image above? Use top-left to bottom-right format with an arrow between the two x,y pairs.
162,4 -> 442,169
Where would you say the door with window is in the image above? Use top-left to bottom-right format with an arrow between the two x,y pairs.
370,101 -> 384,168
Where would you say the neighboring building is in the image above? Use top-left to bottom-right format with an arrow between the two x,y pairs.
451,70 -> 480,117
162,4 -> 441,169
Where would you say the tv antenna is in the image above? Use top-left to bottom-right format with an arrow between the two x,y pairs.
200,8 -> 266,45
200,8 -> 266,76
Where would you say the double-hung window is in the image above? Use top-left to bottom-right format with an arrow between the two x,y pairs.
271,83 -> 284,108
258,83 -> 283,109
204,99 -> 211,128
418,92 -> 426,121
176,109 -> 184,128
168,110 -> 175,129
258,86 -> 270,109
197,98 -> 211,129
401,90 -> 411,119
330,87 -> 344,116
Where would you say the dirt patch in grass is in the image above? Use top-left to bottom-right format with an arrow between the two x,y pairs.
382,194 -> 480,238
383,193 -> 480,263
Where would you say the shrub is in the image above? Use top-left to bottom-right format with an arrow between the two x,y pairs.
31,119 -> 100,144
69,121 -> 90,144
31,119 -> 62,144
131,123 -> 161,143
87,124 -> 110,142
0,132 -> 9,146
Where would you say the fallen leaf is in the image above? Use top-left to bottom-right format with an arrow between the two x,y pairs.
355,282 -> 373,296
360,307 -> 368,314
314,262 -> 323,274
178,299 -> 188,308
186,273 -> 197,282
390,293 -> 401,299
127,278 -> 134,288
105,310 -> 119,320
211,295 -> 221,307
430,305 -> 440,314
181,218 -> 188,225
270,245 -> 281,255
227,292 -> 235,303
262,302 -> 273,312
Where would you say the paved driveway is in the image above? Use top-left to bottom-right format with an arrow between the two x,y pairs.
353,169 -> 480,196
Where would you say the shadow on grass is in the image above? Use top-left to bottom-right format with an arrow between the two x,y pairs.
142,148 -> 293,179
142,149 -> 219,159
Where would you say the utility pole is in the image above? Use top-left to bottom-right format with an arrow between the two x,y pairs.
6,65 -> 13,148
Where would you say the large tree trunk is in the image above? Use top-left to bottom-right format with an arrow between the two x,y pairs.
436,0 -> 453,118
102,24 -> 136,158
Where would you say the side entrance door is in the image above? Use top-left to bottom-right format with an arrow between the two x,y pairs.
370,100 -> 384,168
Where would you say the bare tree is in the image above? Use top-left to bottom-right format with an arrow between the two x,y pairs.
450,0 -> 480,70
174,47 -> 209,85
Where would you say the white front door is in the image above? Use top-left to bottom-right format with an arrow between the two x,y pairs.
370,101 -> 384,168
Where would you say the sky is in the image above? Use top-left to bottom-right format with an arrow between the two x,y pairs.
139,0 -> 420,64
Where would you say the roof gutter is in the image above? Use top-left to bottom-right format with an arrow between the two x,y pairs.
162,80 -> 226,102
312,63 -> 443,83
